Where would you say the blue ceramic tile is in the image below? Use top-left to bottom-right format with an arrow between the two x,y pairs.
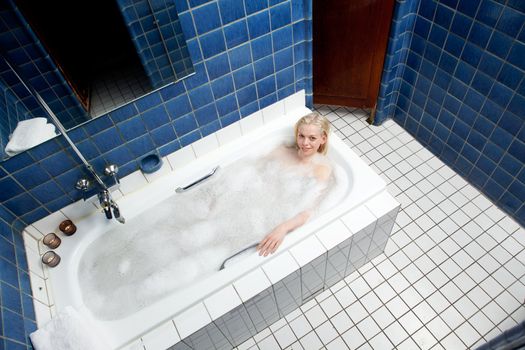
453,61 -> 475,85
292,20 -> 306,42
247,10 -> 270,39
450,13 -> 472,39
216,93 -> 238,117
211,74 -> 235,99
84,116 -> 113,136
476,0 -> 504,27
229,43 -> 252,70
507,93 -> 525,118
158,140 -> 181,157
0,257 -> 18,288
488,81 -> 513,108
224,20 -> 249,48
274,47 -> 293,71
500,191 -> 522,212
194,103 -> 218,126
1,153 -> 35,173
221,110 -> 241,126
240,100 -> 259,117
178,11 -> 196,40
500,153 -> 521,175
276,66 -> 294,89
91,129 -> 123,154
467,129 -> 487,152
0,237 -> 15,266
507,42 -> 525,71
4,193 -> 40,218
256,75 -> 276,98
30,180 -> 65,204
464,88 -> 485,110
468,22 -> 492,49
259,92 -> 277,109
200,29 -> 226,59
484,141 -> 505,163
233,65 -> 255,89
245,0 -> 268,15
3,308 -> 26,343
458,103 -> 478,126
218,0 -> 245,24
160,83 -> 185,102
481,99 -> 504,123
497,63 -> 523,89
434,69 -> 452,90
443,95 -> 461,114
419,60 -> 436,80
461,42 -> 483,67
117,117 -> 147,141
173,113 -> 198,136
251,34 -> 272,61
206,53 -> 230,81
189,0 -> 212,7
270,2 -> 291,30
496,7 -> 525,37
457,1 -> 480,17
150,124 -> 177,147
0,177 -> 24,202
104,146 -> 135,166
126,135 -> 155,158
166,94 -> 192,119
444,34 -> 465,57
471,71 -> 493,95
478,52 -> 503,79
508,0 -> 525,12
180,130 -> 201,147
473,115 -> 495,137
434,4 -> 454,29
134,92 -> 162,113
484,179 -> 505,200
487,31 -> 513,58
429,84 -> 446,105
236,84 -> 257,106
108,102 -> 138,124
254,56 -> 274,80
200,120 -> 222,137
186,38 -> 203,63
273,26 -> 292,51
498,111 -> 520,136
509,180 -> 525,201
414,17 -> 431,39
189,84 -> 214,109
193,2 -> 221,35
45,195 -> 73,214
21,293 -> 35,321
27,139 -> 62,160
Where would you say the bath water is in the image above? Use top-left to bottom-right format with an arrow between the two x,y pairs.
78,145 -> 340,320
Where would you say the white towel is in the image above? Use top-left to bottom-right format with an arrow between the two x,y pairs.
5,117 -> 57,156
30,306 -> 111,350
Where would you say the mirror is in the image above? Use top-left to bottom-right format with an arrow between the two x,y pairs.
0,0 -> 194,161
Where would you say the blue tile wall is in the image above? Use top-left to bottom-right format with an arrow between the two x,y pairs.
0,0 -> 311,347
116,0 -> 194,89
0,1 -> 89,131
377,0 -> 525,227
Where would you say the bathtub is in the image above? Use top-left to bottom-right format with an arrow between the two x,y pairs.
23,91 -> 399,350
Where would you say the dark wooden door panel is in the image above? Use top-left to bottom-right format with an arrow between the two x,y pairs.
313,0 -> 395,108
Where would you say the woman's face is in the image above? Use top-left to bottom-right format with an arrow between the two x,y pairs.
296,124 -> 327,158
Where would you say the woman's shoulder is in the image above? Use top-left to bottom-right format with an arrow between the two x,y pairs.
313,162 -> 332,182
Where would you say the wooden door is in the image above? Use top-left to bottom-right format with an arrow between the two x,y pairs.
313,0 -> 395,109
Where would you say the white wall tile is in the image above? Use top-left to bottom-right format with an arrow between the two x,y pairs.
29,272 -> 49,305
240,111 -> 264,135
341,206 -> 376,234
233,268 -> 271,301
33,299 -> 52,327
143,157 -> 171,183
119,171 -> 148,195
289,235 -> 326,267
59,199 -> 98,222
166,146 -> 195,172
283,90 -> 305,114
141,320 -> 180,350
315,219 -> 352,250
216,121 -> 242,146
192,134 -> 219,158
204,285 -> 242,320
365,191 -> 400,219
261,100 -> 285,123
261,251 -> 299,284
173,303 -> 211,340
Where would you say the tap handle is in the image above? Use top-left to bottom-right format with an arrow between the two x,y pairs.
75,178 -> 90,192
104,164 -> 120,185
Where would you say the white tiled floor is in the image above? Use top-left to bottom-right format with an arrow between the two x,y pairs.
234,105 -> 525,350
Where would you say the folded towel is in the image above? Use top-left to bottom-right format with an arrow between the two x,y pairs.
5,118 -> 57,156
30,306 -> 111,350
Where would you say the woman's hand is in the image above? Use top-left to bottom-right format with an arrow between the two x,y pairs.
257,226 -> 287,257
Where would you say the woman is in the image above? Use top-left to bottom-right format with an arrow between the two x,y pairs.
257,112 -> 332,256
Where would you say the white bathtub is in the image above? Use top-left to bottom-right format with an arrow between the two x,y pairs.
24,92 -> 399,350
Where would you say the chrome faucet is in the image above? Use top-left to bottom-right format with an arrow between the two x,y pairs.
76,164 -> 125,224
98,189 -> 125,223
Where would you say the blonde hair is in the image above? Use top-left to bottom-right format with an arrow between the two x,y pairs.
294,112 -> 330,155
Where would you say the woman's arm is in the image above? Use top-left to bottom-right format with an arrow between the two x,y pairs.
257,210 -> 311,257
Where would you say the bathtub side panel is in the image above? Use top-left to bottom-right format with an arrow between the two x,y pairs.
213,303 -> 256,347
243,286 -> 280,333
175,322 -> 232,350
367,206 -> 399,260
345,221 -> 377,276
301,253 -> 328,303
272,269 -> 302,318
324,239 -> 352,289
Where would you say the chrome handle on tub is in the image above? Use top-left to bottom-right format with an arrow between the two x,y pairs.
219,243 -> 259,270
176,166 -> 220,193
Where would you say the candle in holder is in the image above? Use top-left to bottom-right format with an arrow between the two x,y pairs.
42,251 -> 61,267
42,233 -> 61,249
59,219 -> 77,236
